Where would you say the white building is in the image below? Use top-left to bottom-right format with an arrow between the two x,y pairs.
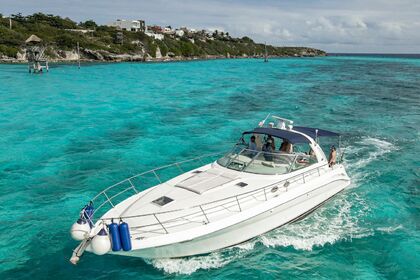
145,32 -> 164,40
108,19 -> 145,32
163,26 -> 173,33
175,29 -> 185,37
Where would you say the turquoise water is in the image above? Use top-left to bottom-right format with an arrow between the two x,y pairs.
0,56 -> 419,279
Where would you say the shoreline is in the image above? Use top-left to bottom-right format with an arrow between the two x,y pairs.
0,54 -> 324,65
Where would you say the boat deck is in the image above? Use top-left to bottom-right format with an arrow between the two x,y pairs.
89,154 -> 332,240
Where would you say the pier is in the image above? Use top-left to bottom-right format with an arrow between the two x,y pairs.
25,34 -> 49,73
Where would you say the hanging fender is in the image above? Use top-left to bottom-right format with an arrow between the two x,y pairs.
119,220 -> 132,251
109,219 -> 122,251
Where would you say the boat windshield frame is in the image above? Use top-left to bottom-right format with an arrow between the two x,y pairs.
216,144 -> 318,175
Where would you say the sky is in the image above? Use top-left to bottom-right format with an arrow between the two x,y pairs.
1,0 -> 419,53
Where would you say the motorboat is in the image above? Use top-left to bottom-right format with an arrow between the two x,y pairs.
69,115 -> 350,264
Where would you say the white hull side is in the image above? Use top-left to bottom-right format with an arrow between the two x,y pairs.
110,176 -> 350,259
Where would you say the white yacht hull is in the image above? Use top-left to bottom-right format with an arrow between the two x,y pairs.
70,117 -> 353,265
106,166 -> 350,259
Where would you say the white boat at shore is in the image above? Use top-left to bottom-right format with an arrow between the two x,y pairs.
69,115 -> 350,264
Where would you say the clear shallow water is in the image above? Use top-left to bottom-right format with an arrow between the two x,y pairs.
0,56 -> 419,279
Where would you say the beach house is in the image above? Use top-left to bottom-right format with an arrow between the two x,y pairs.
109,19 -> 145,32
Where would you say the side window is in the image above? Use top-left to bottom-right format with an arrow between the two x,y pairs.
290,143 -> 318,171
291,154 -> 312,171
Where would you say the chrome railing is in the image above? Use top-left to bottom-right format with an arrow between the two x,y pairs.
89,152 -> 223,218
95,162 -> 329,237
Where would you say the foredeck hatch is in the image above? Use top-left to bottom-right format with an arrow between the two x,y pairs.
175,168 -> 238,194
152,196 -> 174,206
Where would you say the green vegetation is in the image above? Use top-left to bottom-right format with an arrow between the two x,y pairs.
0,13 -> 325,60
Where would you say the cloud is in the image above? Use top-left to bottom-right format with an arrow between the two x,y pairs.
1,0 -> 419,52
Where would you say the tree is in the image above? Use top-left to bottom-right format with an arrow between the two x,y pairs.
11,13 -> 25,22
80,20 -> 97,29
56,33 -> 78,49
241,36 -> 254,43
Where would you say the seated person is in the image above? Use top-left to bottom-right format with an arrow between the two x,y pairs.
279,140 -> 293,153
263,139 -> 274,161
279,141 -> 285,152
255,134 -> 263,150
247,136 -> 258,157
328,146 -> 337,167
266,135 -> 275,150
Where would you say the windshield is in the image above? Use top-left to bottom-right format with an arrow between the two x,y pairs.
217,144 -> 318,175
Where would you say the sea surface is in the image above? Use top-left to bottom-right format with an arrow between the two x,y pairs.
0,55 -> 419,279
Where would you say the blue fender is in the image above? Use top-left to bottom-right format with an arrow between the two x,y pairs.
119,221 -> 132,251
82,201 -> 95,227
108,221 -> 122,251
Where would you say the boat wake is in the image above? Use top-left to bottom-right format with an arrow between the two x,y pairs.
149,250 -> 237,275
343,136 -> 396,184
148,137 -> 396,275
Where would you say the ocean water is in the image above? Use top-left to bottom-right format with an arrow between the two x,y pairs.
0,56 -> 419,279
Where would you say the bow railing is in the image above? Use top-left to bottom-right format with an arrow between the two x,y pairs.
89,152 -> 224,219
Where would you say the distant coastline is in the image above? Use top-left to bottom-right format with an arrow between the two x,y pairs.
0,54 -> 325,64
328,53 -> 420,59
0,13 -> 326,64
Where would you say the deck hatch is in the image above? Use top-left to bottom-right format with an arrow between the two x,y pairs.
152,196 -> 174,206
236,182 -> 248,187
175,169 -> 238,194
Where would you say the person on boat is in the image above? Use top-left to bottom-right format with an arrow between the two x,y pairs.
248,136 -> 258,157
266,135 -> 275,150
285,142 -> 293,153
328,146 -> 337,167
255,134 -> 263,150
279,141 -> 285,152
280,140 -> 293,153
263,139 -> 274,161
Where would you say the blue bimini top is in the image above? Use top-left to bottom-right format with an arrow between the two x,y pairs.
243,127 -> 310,144
293,126 -> 339,138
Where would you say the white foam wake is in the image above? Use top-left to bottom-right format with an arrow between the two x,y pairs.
259,192 -> 371,250
149,252 -> 231,275
342,137 -> 396,184
344,137 -> 395,170
148,245 -> 251,274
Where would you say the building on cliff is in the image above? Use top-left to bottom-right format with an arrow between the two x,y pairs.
109,19 -> 145,32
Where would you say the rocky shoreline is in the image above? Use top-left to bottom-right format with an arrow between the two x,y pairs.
0,47 -> 325,64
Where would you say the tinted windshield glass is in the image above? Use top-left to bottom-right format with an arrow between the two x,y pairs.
217,144 -> 317,175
